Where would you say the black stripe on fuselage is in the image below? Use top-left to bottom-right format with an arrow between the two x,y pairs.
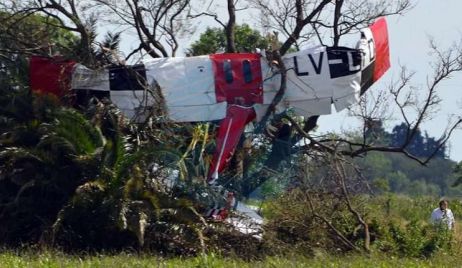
109,64 -> 147,91
326,47 -> 362,79
73,89 -> 110,106
360,62 -> 375,95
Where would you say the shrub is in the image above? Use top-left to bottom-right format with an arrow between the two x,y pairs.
262,192 -> 456,257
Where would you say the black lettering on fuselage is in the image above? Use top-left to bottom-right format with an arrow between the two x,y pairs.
293,52 -> 325,76
293,56 -> 308,76
309,53 -> 324,74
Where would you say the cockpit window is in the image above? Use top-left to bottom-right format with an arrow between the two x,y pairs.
224,60 -> 233,84
243,60 -> 252,83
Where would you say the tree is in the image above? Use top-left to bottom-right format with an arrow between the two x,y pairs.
188,24 -> 269,55
93,0 -> 191,58
390,122 -> 447,158
0,12 -> 78,89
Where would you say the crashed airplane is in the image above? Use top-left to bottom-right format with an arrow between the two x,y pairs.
29,18 -> 390,224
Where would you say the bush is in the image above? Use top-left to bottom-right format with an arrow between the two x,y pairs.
0,90 -> 262,256
368,195 -> 455,257
262,192 -> 457,257
262,189 -> 367,254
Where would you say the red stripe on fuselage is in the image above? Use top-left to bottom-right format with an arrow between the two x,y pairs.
369,18 -> 390,82
210,53 -> 263,105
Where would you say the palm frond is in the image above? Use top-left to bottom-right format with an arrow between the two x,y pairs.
47,108 -> 105,155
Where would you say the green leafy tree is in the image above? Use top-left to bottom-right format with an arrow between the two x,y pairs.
188,24 -> 269,55
0,12 -> 78,89
357,152 -> 392,180
451,161 -> 462,186
390,123 -> 446,158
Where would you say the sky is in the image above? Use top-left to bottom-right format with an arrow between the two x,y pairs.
389,0 -> 462,161
306,0 -> 462,161
115,0 -> 462,161
348,0 -> 462,161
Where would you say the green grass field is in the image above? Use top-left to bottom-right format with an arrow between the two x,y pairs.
1,251 -> 461,268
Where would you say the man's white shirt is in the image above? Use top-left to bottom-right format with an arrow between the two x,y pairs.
431,208 -> 455,229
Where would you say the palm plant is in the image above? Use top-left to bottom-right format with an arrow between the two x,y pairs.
46,103 -> 214,252
0,58 -> 238,253
0,87 -> 106,244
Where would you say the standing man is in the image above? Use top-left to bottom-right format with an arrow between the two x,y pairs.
431,199 -> 455,230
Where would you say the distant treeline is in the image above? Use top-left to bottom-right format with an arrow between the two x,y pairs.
358,121 -> 459,197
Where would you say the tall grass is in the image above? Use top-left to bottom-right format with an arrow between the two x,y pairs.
0,251 -> 461,268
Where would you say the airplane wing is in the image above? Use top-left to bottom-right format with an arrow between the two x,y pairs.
30,18 -> 389,123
